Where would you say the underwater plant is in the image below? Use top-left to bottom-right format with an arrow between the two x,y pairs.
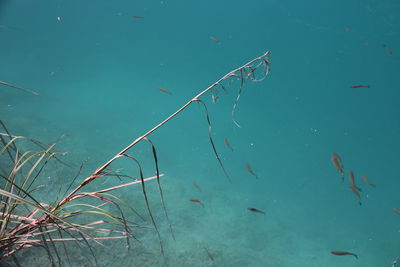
0,51 -> 270,266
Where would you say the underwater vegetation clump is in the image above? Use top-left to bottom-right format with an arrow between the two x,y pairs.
0,51 -> 270,266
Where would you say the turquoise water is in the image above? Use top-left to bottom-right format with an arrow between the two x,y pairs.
1,0 -> 399,266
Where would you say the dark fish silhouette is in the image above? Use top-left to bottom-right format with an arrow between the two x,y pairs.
159,87 -> 172,95
360,175 -> 376,187
224,138 -> 234,151
193,182 -> 201,192
190,199 -> 204,207
349,170 -> 362,191
247,207 -> 265,215
350,85 -> 370,88
349,183 -> 362,206
204,247 -> 214,261
245,163 -> 258,179
331,152 -> 344,182
383,44 -> 393,54
331,251 -> 358,259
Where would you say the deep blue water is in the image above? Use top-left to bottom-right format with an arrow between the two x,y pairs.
1,0 -> 399,266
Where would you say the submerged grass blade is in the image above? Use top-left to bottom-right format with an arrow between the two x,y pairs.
0,121 -> 17,164
143,137 -> 175,241
20,145 -> 56,195
194,99 -> 232,183
45,226 -> 61,266
98,192 -> 145,223
72,193 -> 132,249
38,227 -> 56,267
58,229 -> 72,267
231,69 -> 244,128
61,159 -> 86,201
77,231 -> 99,267
0,121 -> 18,152
0,136 -> 24,156
120,154 -> 164,254
11,253 -> 22,267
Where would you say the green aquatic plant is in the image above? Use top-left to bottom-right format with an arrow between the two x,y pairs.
0,51 -> 270,266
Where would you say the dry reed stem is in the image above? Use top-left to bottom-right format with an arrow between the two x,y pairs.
69,174 -> 162,200
56,51 -> 270,210
15,235 -> 130,244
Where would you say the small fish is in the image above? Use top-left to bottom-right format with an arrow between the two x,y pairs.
159,87 -> 172,95
247,207 -> 266,215
223,138 -> 234,151
56,16 -> 61,22
363,42 -> 371,47
349,170 -> 355,185
360,175 -> 376,187
392,208 -> 400,216
349,171 -> 362,192
132,16 -> 144,19
204,247 -> 214,261
350,85 -> 370,88
193,182 -> 201,192
349,184 -> 362,206
343,26 -> 351,32
331,251 -> 358,259
383,44 -> 393,55
245,163 -> 258,179
331,152 -> 344,182
190,199 -> 204,207
209,36 -> 219,43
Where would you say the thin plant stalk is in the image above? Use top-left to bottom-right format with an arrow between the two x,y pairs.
55,51 -> 270,210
